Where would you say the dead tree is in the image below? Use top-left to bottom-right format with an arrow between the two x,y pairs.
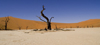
70,26 -> 72,28
77,26 -> 79,28
3,17 -> 10,30
18,26 -> 21,30
87,25 -> 89,28
26,26 -> 28,30
55,25 -> 57,30
37,5 -> 54,30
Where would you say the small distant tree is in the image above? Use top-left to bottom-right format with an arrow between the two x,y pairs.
87,25 -> 88,28
26,26 -> 28,30
37,5 -> 54,30
18,26 -> 21,30
3,16 -> 10,30
55,25 -> 57,30
77,26 -> 79,28
70,26 -> 72,28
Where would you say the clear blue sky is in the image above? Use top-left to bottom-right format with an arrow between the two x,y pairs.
0,0 -> 100,23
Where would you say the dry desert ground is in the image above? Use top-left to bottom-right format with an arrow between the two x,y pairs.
0,28 -> 100,45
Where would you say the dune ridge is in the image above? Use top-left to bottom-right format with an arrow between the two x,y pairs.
0,16 -> 100,30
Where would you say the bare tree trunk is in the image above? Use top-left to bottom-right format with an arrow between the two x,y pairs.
4,16 -> 10,30
5,23 -> 7,30
47,22 -> 51,30
18,26 -> 21,30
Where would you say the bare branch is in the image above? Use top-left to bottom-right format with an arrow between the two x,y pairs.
41,5 -> 49,22
50,17 -> 54,22
37,16 -> 46,22
2,17 -> 10,22
5,17 -> 10,22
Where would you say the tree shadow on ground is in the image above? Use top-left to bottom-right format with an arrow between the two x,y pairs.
31,28 -> 75,34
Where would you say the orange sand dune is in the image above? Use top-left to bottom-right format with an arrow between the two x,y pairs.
0,16 -> 100,30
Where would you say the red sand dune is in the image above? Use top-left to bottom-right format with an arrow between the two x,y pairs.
0,16 -> 100,30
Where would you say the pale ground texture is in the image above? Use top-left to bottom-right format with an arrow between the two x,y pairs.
0,28 -> 100,45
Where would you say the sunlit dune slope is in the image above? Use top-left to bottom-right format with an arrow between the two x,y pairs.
0,16 -> 100,30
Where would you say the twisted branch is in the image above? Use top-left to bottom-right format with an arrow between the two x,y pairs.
41,5 -> 49,22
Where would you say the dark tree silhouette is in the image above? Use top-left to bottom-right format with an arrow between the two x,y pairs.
44,27 -> 47,31
37,5 -> 54,30
70,26 -> 72,28
18,26 -> 21,30
26,26 -> 28,30
55,25 -> 57,30
3,17 -> 10,30
87,25 -> 88,28
77,26 -> 79,28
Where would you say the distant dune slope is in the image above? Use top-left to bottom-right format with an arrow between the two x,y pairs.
0,16 -> 100,30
